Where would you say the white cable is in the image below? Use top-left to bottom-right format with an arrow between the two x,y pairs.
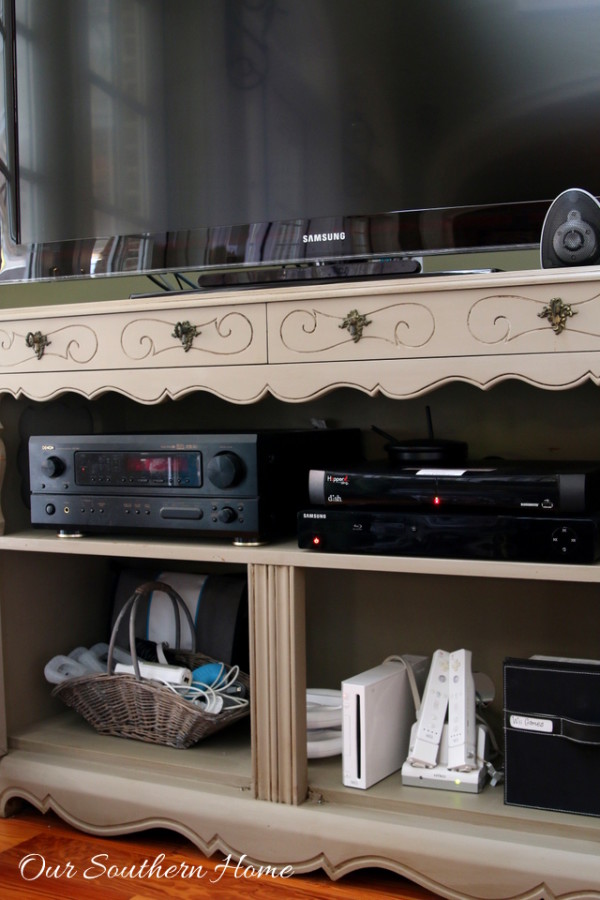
157,670 -> 249,713
476,712 -> 501,759
157,680 -> 224,712
156,642 -> 170,665
382,654 -> 422,714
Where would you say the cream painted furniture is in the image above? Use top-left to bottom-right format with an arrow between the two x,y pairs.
0,267 -> 600,899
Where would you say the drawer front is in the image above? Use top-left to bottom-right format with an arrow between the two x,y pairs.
114,303 -> 267,369
267,282 -> 600,363
0,303 -> 267,372
0,318 -> 99,371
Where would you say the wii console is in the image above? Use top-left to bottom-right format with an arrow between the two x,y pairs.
342,655 -> 429,790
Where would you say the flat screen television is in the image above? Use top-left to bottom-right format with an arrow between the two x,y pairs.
1,0 -> 600,287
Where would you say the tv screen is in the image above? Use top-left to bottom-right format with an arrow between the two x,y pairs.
1,0 -> 600,284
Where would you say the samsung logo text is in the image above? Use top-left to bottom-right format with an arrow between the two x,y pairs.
303,232 -> 346,244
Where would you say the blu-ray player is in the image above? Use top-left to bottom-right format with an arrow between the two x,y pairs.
308,461 -> 600,515
298,509 -> 600,564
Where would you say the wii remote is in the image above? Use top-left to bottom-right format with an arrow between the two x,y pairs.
447,648 -> 477,771
407,649 -> 449,767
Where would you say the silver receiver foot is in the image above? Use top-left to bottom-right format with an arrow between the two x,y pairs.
232,538 -> 268,547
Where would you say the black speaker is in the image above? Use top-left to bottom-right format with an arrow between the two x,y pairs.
540,188 -> 600,268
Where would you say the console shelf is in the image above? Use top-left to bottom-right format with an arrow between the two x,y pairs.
1,269 -> 600,899
3,530 -> 600,583
10,711 -> 253,789
307,755 -> 600,843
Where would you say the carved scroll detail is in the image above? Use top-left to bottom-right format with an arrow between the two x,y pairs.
121,312 -> 254,360
0,324 -> 98,366
467,291 -> 600,344
279,303 -> 435,354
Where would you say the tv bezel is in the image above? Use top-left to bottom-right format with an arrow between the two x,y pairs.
0,0 -> 552,289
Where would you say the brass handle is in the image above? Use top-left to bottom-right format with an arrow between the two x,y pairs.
339,309 -> 371,343
538,297 -> 576,335
25,330 -> 51,359
172,321 -> 200,352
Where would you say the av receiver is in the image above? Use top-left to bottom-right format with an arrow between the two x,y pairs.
308,461 -> 600,515
29,430 -> 361,543
298,509 -> 600,564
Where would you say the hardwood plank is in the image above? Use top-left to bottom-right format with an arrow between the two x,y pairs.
0,806 -> 440,899
0,817 -> 47,852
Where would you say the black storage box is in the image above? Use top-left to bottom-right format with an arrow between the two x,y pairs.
504,656 -> 600,817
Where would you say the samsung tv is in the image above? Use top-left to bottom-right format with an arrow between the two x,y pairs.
1,0 -> 600,288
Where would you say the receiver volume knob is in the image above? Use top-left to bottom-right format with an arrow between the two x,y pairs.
41,456 -> 65,478
206,451 -> 244,489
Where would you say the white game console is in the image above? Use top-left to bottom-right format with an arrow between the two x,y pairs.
342,655 -> 429,789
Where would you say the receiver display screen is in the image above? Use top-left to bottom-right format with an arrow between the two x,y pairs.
75,451 -> 202,487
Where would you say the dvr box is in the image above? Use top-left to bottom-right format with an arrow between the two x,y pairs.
308,460 -> 600,515
504,656 -> 600,817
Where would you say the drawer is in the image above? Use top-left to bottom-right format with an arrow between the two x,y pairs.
266,282 -> 600,363
0,302 -> 267,373
0,317 -> 99,372
113,303 -> 267,369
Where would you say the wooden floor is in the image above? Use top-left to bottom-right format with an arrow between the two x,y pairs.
0,803 -> 440,900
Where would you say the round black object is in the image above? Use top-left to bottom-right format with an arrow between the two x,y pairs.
540,188 -> 600,268
206,451 -> 245,488
385,439 -> 468,467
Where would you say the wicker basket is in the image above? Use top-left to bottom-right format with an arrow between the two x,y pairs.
52,581 -> 250,749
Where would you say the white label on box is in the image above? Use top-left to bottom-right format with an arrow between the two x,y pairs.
416,469 -> 465,476
510,714 -> 553,733
415,468 -> 495,477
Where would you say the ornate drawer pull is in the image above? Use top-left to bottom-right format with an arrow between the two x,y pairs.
339,309 -> 371,343
172,321 -> 200,352
25,330 -> 51,359
538,297 -> 576,335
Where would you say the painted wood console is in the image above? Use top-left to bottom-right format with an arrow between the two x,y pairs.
0,266 -> 600,899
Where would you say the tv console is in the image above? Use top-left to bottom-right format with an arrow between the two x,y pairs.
0,267 -> 600,898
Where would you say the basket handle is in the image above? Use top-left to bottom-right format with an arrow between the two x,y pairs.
107,580 -> 198,678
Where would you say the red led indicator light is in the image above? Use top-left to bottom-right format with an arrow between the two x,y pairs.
433,496 -> 441,506
312,535 -> 321,546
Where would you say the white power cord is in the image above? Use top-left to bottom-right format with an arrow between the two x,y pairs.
148,662 -> 249,714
